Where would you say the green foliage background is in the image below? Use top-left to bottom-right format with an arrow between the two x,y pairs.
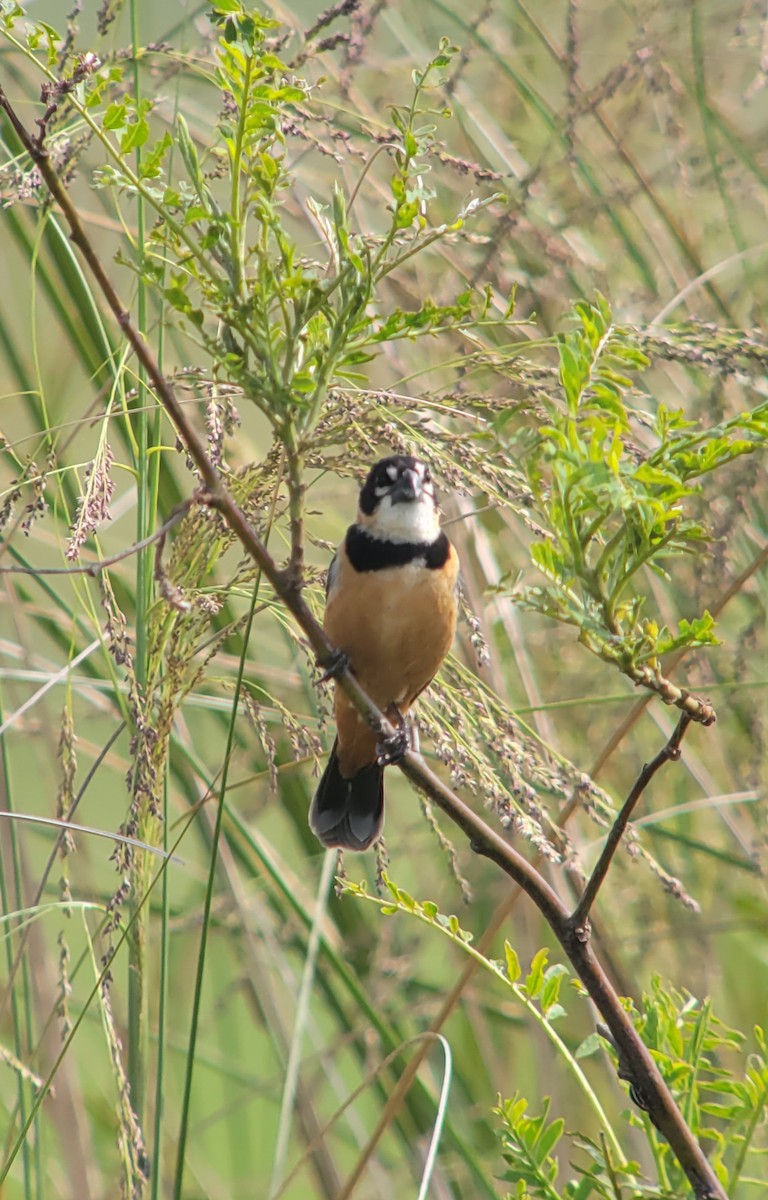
0,1 -> 767,1197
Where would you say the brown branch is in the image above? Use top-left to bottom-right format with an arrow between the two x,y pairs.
284,443 -> 306,587
570,714 -> 692,934
0,86 -> 727,1200
397,752 -> 723,1200
624,664 -> 715,726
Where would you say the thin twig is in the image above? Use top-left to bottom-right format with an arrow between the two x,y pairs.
284,444 -> 306,586
588,539 -> 768,780
0,86 -> 727,1200
570,714 -> 692,934
0,501 -> 192,576
624,665 -> 715,726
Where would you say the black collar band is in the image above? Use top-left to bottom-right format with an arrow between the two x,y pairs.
346,525 -> 450,572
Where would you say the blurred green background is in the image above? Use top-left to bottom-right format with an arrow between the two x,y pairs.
0,1 -> 766,1197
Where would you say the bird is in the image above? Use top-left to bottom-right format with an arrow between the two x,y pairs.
309,454 -> 459,851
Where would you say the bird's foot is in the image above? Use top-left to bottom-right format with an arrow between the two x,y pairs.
385,707 -> 419,752
376,725 -> 409,767
317,648 -> 350,684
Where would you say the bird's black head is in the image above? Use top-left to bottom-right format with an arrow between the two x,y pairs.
359,456 -> 436,515
357,455 -> 440,544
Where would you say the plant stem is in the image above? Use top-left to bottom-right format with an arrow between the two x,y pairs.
285,437 -> 305,585
126,0 -> 153,1138
570,714 -> 692,931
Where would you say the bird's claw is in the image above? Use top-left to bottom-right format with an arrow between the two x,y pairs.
318,648 -> 350,684
376,726 -> 409,766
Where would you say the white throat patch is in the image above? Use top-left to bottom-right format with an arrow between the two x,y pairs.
362,492 -> 441,544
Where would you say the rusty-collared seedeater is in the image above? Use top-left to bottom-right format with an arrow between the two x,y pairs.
310,455 -> 459,851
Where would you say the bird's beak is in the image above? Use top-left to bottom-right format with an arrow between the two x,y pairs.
390,468 -> 422,504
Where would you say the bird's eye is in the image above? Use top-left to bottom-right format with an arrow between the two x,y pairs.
423,466 -> 431,482
385,464 -> 398,482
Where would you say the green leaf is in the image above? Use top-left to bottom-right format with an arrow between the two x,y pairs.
139,132 -> 173,180
540,965 -> 569,1014
575,1032 -> 603,1059
504,941 -> 521,982
120,115 -> 149,153
103,100 -> 127,131
395,199 -> 419,228
525,948 -> 549,998
536,1115 -> 564,1162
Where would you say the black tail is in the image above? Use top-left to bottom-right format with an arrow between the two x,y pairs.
309,741 -> 384,851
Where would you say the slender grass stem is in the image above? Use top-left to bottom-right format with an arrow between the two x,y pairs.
126,0 -> 152,1133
